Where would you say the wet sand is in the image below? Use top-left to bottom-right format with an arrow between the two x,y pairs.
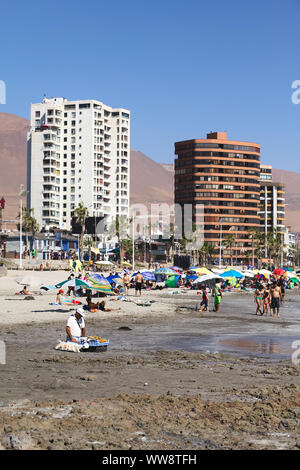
0,270 -> 299,450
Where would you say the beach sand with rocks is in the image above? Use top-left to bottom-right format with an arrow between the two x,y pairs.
0,270 -> 299,450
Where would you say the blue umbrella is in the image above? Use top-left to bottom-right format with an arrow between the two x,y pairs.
132,271 -> 156,281
220,270 -> 244,279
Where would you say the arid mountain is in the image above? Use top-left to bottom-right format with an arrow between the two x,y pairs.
0,112 -> 300,231
272,168 -> 300,231
130,150 -> 174,206
0,113 -> 28,226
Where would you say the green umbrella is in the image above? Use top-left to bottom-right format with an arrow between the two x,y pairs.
56,278 -> 92,289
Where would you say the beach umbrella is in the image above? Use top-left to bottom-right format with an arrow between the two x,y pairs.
131,271 -> 156,281
56,278 -> 92,289
285,271 -> 297,279
191,273 -> 223,284
95,260 -> 115,266
171,266 -> 183,272
154,267 -> 177,275
289,277 -> 299,283
121,261 -> 132,267
186,274 -> 198,281
85,273 -> 113,293
106,275 -> 123,285
220,269 -> 244,279
15,275 -> 43,288
189,267 -> 213,275
273,268 -> 285,276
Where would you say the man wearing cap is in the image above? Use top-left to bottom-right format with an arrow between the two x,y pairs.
66,308 -> 86,343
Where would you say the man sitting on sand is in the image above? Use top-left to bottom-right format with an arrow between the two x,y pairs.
66,308 -> 86,343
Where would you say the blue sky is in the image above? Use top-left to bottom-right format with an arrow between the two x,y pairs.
1,0 -> 300,170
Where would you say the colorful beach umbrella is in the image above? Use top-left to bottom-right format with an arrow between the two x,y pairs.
56,278 -> 92,289
189,267 -> 213,275
131,271 -> 156,281
220,269 -> 244,279
85,273 -> 113,293
273,268 -> 285,276
154,268 -> 177,275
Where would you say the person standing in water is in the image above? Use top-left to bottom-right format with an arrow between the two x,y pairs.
254,285 -> 264,315
213,281 -> 222,312
270,282 -> 281,317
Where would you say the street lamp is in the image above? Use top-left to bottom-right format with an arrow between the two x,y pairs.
19,184 -> 27,270
219,218 -> 223,270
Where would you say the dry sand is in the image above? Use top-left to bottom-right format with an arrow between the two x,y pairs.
0,270 -> 299,450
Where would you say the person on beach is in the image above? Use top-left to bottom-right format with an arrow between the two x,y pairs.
199,286 -> 209,311
56,289 -> 66,304
279,278 -> 286,305
66,308 -> 86,343
123,272 -> 131,296
135,272 -> 143,297
262,285 -> 271,316
254,285 -> 264,315
270,282 -> 281,317
213,281 -> 222,312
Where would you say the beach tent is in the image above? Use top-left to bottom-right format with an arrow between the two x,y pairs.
165,275 -> 180,288
220,269 -> 244,279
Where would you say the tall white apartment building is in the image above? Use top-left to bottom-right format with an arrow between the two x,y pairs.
27,97 -> 130,231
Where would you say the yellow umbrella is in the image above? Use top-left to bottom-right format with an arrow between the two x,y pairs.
190,267 -> 213,275
121,261 -> 132,267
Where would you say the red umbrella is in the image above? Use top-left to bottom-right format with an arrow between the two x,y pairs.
273,268 -> 285,276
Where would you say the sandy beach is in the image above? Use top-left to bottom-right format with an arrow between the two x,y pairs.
0,270 -> 299,450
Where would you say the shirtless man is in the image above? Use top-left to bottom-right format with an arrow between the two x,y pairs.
135,272 -> 144,297
270,282 -> 281,317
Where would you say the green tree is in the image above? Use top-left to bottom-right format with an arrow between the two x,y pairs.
224,234 -> 235,266
17,207 -> 39,254
73,202 -> 89,261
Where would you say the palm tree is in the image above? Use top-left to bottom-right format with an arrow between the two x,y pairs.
17,207 -> 39,254
84,235 -> 94,261
73,203 -> 89,260
106,215 -> 131,264
224,234 -> 235,266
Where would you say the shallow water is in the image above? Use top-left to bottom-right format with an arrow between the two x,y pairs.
163,334 -> 300,359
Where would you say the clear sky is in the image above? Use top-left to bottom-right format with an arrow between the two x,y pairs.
1,0 -> 300,170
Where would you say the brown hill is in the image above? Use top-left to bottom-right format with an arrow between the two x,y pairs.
272,168 -> 300,231
0,113 -> 28,225
130,150 -> 174,206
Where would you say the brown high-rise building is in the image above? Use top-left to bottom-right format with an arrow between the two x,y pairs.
174,132 -> 261,264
